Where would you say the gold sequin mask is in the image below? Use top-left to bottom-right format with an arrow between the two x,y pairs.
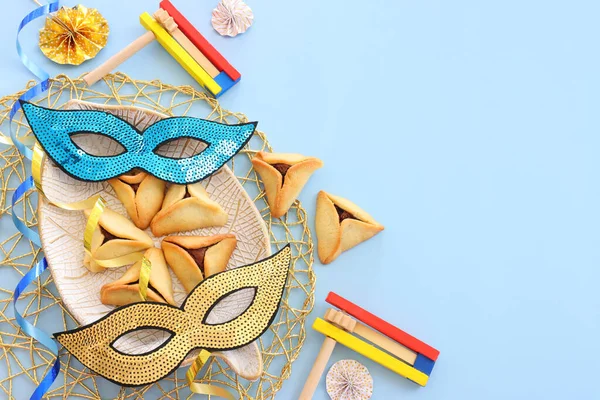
54,246 -> 291,386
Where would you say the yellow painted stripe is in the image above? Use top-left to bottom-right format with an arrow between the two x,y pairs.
313,318 -> 429,386
139,13 -> 222,96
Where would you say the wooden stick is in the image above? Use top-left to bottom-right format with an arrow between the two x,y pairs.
325,309 -> 418,365
84,31 -> 155,86
354,321 -> 417,365
299,310 -> 357,399
298,337 -> 336,400
170,29 -> 220,78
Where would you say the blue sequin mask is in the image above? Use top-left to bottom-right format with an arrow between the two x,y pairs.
21,101 -> 257,184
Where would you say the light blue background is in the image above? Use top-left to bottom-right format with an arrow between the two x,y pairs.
2,0 -> 600,398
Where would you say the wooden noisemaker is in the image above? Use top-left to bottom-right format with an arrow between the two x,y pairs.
84,9 -> 222,95
300,292 -> 440,399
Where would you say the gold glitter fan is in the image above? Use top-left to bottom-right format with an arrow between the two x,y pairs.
39,5 -> 109,65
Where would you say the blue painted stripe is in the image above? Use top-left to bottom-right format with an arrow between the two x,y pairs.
413,353 -> 436,376
214,71 -> 239,97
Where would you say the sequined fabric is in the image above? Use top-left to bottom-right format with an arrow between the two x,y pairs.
21,102 -> 257,184
54,246 -> 291,386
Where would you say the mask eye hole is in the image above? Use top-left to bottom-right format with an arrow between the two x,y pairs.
70,132 -> 126,157
153,137 -> 209,159
203,287 -> 257,326
110,327 -> 174,356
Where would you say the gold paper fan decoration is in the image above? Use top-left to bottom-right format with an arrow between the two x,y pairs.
39,5 -> 109,65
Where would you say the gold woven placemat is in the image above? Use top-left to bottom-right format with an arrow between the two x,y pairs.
0,73 -> 315,399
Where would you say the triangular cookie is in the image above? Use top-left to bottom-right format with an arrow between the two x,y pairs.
150,182 -> 228,237
252,152 -> 323,218
108,171 -> 166,229
162,234 -> 237,293
83,208 -> 154,272
100,248 -> 176,306
316,191 -> 384,264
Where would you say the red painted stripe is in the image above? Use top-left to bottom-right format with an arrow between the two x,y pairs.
326,292 -> 440,361
160,0 -> 241,81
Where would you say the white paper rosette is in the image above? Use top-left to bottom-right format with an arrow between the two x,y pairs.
326,360 -> 373,400
211,0 -> 254,37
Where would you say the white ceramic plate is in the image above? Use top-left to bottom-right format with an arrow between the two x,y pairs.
38,100 -> 270,380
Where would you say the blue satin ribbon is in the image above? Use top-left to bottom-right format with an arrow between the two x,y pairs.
10,0 -> 59,160
8,1 -> 61,399
12,258 -> 61,398
11,176 -> 41,247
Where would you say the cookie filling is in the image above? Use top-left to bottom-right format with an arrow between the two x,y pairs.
186,247 -> 208,270
335,205 -> 357,223
100,227 -> 120,244
173,243 -> 217,275
126,281 -> 167,302
271,163 -> 292,184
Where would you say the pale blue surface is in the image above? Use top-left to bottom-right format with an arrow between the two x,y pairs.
1,0 -> 600,398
